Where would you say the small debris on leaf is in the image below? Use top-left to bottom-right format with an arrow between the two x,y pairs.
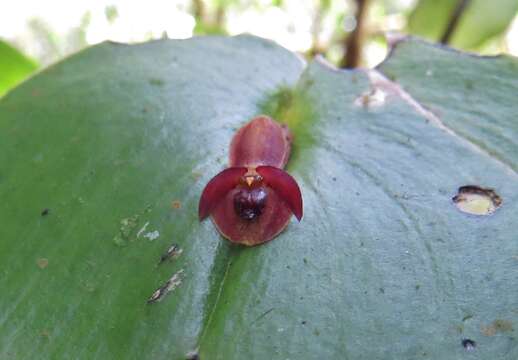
461,338 -> 476,351
136,222 -> 149,238
159,243 -> 183,264
41,208 -> 50,216
185,350 -> 200,360
147,269 -> 184,304
36,258 -> 49,269
354,87 -> 387,108
143,230 -> 160,241
171,200 -> 182,209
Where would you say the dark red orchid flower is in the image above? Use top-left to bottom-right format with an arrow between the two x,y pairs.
199,116 -> 303,246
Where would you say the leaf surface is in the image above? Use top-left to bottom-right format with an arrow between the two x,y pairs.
1,35 -> 517,359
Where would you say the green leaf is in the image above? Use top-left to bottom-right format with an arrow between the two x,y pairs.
0,40 -> 38,97
1,36 -> 517,359
408,0 -> 518,49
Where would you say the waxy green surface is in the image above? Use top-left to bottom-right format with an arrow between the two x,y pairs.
1,36 -> 517,359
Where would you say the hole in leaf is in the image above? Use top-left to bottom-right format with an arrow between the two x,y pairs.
452,186 -> 502,215
461,338 -> 476,351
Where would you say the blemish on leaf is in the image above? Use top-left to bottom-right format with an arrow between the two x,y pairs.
481,319 -> 513,336
171,200 -> 182,209
149,78 -> 164,86
120,215 -> 140,238
462,314 -> 474,322
112,214 -> 140,246
159,243 -> 183,264
354,87 -> 386,108
452,185 -> 502,215
136,222 -> 149,238
143,230 -> 160,241
192,171 -> 203,181
82,281 -> 96,292
461,339 -> 476,351
251,308 -> 275,325
147,269 -> 184,304
36,258 -> 48,269
41,208 -> 50,216
112,234 -> 126,247
185,351 -> 199,360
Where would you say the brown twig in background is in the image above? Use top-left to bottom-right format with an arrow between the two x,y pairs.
340,0 -> 370,68
192,0 -> 206,21
440,0 -> 471,44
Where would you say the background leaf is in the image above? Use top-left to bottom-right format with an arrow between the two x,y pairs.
0,39 -> 38,97
408,0 -> 518,49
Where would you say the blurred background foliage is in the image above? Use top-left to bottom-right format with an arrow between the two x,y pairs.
1,0 -> 518,96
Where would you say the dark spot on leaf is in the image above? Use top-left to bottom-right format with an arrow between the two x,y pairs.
462,314 -> 473,322
149,78 -> 164,86
185,351 -> 199,360
41,208 -> 50,216
301,320 -> 307,325
452,185 -> 502,215
461,339 -> 476,351
379,287 -> 385,294
158,243 -> 183,264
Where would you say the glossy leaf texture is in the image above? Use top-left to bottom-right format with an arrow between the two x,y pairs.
1,35 -> 518,359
